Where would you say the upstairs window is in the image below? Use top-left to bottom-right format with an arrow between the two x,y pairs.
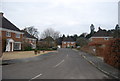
16,33 -> 20,38
71,42 -> 74,44
32,39 -> 36,43
6,32 -> 11,37
64,42 -> 66,44
104,38 -> 109,40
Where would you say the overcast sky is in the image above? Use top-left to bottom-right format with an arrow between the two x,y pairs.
1,0 -> 119,36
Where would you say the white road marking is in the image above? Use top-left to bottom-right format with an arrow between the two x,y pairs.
29,74 -> 42,81
66,54 -> 68,58
54,60 -> 64,68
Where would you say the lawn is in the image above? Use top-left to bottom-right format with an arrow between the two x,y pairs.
2,51 -> 56,60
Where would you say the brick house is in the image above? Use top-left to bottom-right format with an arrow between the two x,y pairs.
89,28 -> 113,43
62,37 -> 76,48
88,28 -> 113,56
0,12 -> 24,52
21,30 -> 37,49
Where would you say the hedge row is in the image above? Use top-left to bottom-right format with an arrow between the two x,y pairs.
82,39 -> 120,70
104,39 -> 120,70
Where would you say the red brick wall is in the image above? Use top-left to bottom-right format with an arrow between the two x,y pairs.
2,31 -> 23,42
91,38 -> 113,43
2,30 -> 23,52
62,42 -> 76,48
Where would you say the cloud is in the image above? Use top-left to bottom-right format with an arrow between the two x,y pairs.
1,0 -> 118,35
2,0 -> 119,2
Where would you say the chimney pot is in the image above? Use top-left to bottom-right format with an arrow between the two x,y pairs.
0,12 -> 4,17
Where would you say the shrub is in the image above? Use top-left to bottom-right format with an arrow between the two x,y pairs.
104,39 -> 120,70
22,43 -> 33,51
76,37 -> 89,47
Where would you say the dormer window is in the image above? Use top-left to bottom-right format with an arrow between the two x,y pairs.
6,32 -> 11,37
16,33 -> 20,38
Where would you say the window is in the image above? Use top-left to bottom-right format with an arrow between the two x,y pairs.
6,32 -> 11,37
16,33 -> 20,38
71,42 -> 74,44
64,42 -> 66,44
67,42 -> 70,44
14,42 -> 21,50
89,38 -> 92,41
104,38 -> 109,40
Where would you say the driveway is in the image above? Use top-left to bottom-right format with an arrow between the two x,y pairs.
2,48 -> 111,79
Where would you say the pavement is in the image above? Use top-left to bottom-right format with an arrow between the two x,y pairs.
77,50 -> 120,79
2,48 -> 119,80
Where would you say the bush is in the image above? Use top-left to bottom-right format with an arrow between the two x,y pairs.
37,47 -> 57,51
76,37 -> 89,47
104,39 -> 120,70
22,43 -> 33,51
38,48 -> 52,51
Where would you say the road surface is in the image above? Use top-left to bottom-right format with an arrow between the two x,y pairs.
3,48 -> 111,79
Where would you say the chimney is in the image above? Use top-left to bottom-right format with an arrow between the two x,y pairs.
0,12 -> 4,17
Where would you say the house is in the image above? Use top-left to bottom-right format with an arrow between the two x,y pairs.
62,37 -> 76,48
89,27 -> 114,56
21,30 -> 37,49
89,27 -> 113,43
0,12 -> 24,52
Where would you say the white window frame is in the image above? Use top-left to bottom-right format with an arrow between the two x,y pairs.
64,42 -> 66,44
14,42 -> 21,50
16,33 -> 20,38
6,32 -> 11,37
104,38 -> 109,40
71,42 -> 74,44
67,42 -> 70,44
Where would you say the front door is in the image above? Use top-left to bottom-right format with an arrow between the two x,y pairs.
10,42 -> 12,51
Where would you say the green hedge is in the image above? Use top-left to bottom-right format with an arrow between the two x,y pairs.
38,47 -> 57,51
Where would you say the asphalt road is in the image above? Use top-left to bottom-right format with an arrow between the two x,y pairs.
3,48 -> 111,79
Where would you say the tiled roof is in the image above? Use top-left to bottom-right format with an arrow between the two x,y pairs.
21,30 -> 37,39
2,16 -> 21,32
43,36 -> 54,41
40,36 -> 54,42
63,37 -> 75,42
92,29 -> 113,37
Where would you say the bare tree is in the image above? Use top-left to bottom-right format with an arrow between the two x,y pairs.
24,26 -> 39,38
41,28 -> 60,40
